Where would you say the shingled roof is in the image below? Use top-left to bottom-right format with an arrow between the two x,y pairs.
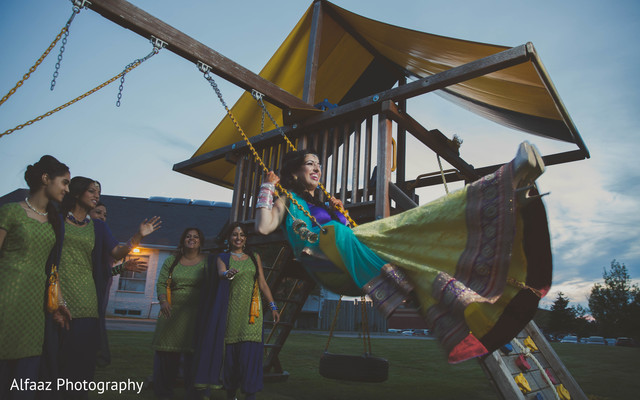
0,189 -> 230,249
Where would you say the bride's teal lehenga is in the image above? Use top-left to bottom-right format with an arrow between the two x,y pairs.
283,161 -> 551,363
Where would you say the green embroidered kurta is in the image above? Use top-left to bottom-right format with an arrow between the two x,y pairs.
59,220 -> 98,318
225,257 -> 262,344
0,203 -> 55,359
152,256 -> 206,352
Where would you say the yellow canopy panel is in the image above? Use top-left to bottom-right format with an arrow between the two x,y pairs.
178,0 -> 583,188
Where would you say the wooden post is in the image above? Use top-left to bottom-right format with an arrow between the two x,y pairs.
303,0 -> 323,104
375,106 -> 393,218
396,77 -> 407,187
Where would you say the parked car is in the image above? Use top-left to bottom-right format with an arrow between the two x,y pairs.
579,337 -> 589,343
401,329 -> 415,336
615,337 -> 638,347
413,329 -> 430,336
586,336 -> 606,345
387,329 -> 402,334
560,335 -> 578,344
605,338 -> 616,346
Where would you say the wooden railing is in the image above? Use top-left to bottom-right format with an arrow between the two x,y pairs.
229,105 -> 398,224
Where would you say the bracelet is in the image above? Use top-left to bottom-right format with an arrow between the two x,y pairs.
223,270 -> 235,280
269,301 -> 278,311
111,263 -> 124,276
256,183 -> 275,210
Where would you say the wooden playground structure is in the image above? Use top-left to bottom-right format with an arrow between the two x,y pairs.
3,1 -> 592,398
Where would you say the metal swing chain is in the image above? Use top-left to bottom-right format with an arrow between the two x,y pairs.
324,296 -> 343,352
50,1 -> 88,91
1,37 -> 164,140
251,91 -> 358,227
116,37 -> 166,107
199,64 -> 327,233
0,1 -> 86,107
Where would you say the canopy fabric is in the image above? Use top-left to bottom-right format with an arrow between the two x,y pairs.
184,0 -> 580,188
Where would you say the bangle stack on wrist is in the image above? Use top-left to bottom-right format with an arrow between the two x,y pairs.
269,301 -> 278,311
256,183 -> 275,210
111,263 -> 124,276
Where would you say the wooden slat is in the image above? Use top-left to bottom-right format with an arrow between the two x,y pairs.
362,116 -> 373,202
230,156 -> 247,223
330,128 -> 339,195
241,156 -> 254,221
87,0 -> 314,111
340,123 -> 350,204
320,128 -> 329,188
351,121 -> 362,204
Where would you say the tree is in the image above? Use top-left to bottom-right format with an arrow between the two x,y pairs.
588,259 -> 640,338
548,292 -> 577,334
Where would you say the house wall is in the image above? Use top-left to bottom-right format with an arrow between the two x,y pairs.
107,247 -> 173,319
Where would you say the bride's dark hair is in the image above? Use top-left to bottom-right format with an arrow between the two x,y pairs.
279,150 -> 341,222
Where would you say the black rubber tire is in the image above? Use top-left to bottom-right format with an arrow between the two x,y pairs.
319,352 -> 389,383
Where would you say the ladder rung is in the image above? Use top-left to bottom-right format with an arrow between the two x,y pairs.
273,297 -> 304,305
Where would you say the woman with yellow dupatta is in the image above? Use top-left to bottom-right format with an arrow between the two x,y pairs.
215,223 -> 279,400
255,142 -> 551,363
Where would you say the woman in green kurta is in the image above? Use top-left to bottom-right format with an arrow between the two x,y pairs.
53,177 -> 161,400
0,155 -> 69,400
152,227 -> 208,399
216,223 -> 280,400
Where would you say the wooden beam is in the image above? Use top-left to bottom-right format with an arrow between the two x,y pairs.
302,0 -> 323,104
173,45 -> 539,174
86,0 -> 315,111
406,149 -> 589,189
381,100 -> 480,181
389,182 -> 417,212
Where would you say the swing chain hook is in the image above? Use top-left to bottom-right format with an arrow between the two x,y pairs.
115,36 -> 165,107
198,61 -> 230,110
50,1 -> 89,91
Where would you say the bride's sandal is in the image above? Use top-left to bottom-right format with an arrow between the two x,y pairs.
513,141 -> 545,189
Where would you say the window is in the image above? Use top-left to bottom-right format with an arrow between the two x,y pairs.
117,255 -> 148,293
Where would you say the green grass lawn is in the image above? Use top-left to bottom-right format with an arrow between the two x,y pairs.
91,331 -> 640,400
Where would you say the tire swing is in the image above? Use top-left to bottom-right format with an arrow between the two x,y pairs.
319,296 -> 389,383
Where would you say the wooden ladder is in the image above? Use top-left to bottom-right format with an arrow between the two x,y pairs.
479,321 -> 587,400
261,243 -> 316,382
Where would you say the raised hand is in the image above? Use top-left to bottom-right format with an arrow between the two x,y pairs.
266,171 -> 280,185
139,216 -> 162,237
124,258 -> 148,273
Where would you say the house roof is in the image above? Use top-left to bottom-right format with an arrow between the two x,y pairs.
0,189 -> 231,248
176,0 -> 587,188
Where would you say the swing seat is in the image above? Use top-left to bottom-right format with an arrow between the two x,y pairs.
319,352 -> 389,383
298,247 -> 364,296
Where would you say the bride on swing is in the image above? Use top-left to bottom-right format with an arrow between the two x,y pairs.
255,141 -> 552,363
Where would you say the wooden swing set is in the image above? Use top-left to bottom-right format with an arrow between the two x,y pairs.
1,0 -> 591,398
